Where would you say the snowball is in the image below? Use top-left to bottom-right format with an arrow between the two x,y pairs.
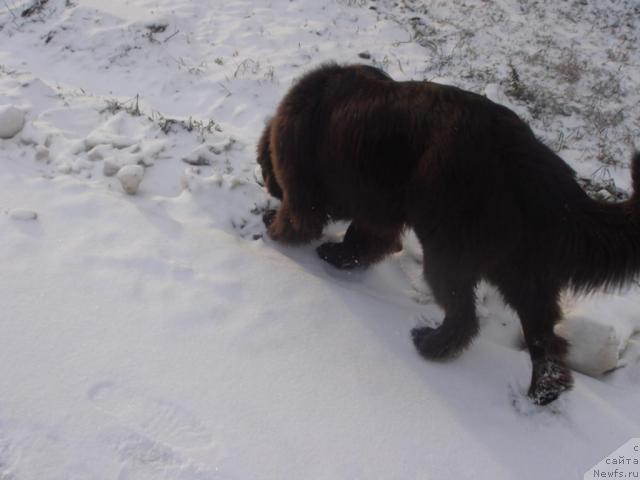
9,209 -> 38,221
117,164 -> 144,195
556,316 -> 621,377
0,105 -> 26,139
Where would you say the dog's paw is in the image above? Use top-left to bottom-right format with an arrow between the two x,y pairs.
411,325 -> 471,360
528,359 -> 574,406
316,242 -> 361,269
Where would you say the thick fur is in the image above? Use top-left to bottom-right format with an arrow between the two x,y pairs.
257,63 -> 640,405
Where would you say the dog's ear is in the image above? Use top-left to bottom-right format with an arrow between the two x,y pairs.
265,171 -> 284,200
256,119 -> 273,171
256,118 -> 284,200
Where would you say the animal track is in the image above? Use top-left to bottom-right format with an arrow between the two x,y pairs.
88,381 -> 214,450
102,427 -> 221,480
0,432 -> 16,479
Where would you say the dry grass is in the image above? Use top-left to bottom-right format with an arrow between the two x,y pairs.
373,0 -> 639,195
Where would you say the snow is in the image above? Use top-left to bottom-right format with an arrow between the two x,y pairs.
0,0 -> 639,479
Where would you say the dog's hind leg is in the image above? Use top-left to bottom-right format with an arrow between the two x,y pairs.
316,221 -> 403,269
491,269 -> 573,405
411,253 -> 480,359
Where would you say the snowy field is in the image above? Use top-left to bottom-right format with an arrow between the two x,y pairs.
1,0 -> 639,478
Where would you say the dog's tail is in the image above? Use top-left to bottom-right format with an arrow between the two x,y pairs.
567,151 -> 640,292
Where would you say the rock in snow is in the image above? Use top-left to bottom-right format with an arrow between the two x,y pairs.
116,164 -> 144,195
0,105 -> 26,139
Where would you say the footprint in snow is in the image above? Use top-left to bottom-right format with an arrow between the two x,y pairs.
101,427 -> 224,480
7,208 -> 38,221
88,381 -> 214,450
507,381 -> 570,421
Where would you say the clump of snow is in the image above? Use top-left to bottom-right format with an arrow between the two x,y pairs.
85,132 -> 137,150
87,145 -> 108,162
556,316 -> 619,377
34,145 -> 49,162
8,208 -> 38,221
559,291 -> 640,377
116,164 -> 144,195
0,105 -> 26,139
181,145 -> 217,166
57,162 -> 72,174
182,139 -> 237,166
103,159 -> 121,177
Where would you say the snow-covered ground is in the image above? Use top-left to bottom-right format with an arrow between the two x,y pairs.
0,0 -> 639,478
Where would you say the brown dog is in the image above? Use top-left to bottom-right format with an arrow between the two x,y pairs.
257,63 -> 640,405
